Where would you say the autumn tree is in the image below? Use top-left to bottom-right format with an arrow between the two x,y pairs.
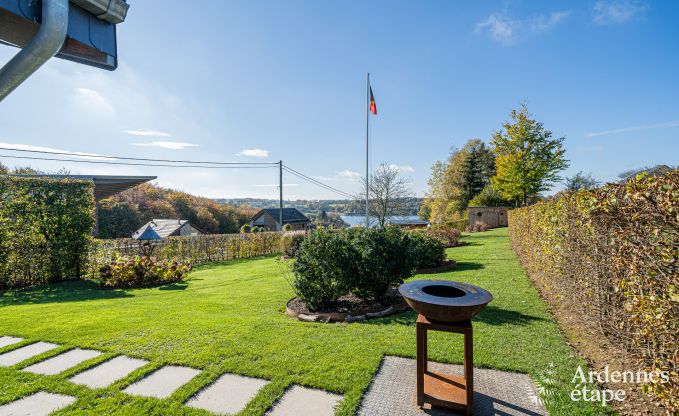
491,105 -> 569,206
564,171 -> 599,191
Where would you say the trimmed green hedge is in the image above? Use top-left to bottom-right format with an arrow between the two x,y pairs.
509,170 -> 678,412
0,176 -> 94,289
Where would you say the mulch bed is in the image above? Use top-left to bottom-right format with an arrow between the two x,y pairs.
286,288 -> 410,323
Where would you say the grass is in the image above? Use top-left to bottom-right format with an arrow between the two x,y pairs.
0,228 -> 613,415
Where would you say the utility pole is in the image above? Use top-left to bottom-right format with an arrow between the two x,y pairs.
279,160 -> 284,231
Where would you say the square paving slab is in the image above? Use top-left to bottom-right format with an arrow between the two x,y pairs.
0,336 -> 23,349
0,391 -> 76,416
358,356 -> 548,416
23,348 -> 102,376
69,356 -> 148,389
186,373 -> 269,415
0,342 -> 58,367
123,365 -> 201,399
267,385 -> 343,416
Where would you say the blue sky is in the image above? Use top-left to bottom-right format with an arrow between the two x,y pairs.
1,0 -> 677,199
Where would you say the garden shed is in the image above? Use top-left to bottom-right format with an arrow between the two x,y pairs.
467,206 -> 510,228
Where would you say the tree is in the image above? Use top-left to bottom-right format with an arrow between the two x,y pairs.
419,139 -> 495,223
468,183 -> 511,207
359,163 -> 414,227
564,171 -> 600,191
491,105 -> 569,206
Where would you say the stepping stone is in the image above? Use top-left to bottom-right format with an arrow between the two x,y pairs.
123,365 -> 201,399
0,391 -> 76,416
267,385 -> 342,416
23,348 -> 102,376
357,356 -> 548,416
186,373 -> 269,415
0,342 -> 58,367
0,336 -> 23,349
69,356 -> 148,389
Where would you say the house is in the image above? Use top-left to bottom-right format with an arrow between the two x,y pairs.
467,206 -> 510,228
250,208 -> 311,231
132,219 -> 202,240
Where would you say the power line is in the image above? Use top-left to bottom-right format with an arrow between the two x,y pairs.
0,147 -> 277,165
0,154 -> 276,169
283,165 -> 354,198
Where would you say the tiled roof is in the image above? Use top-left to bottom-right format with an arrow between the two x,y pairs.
255,208 -> 310,224
132,219 -> 189,240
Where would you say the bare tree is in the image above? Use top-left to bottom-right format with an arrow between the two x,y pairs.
357,163 -> 414,227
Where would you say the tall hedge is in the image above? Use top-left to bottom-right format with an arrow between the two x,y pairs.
509,170 -> 678,412
0,176 -> 95,289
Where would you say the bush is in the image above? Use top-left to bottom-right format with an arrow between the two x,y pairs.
240,224 -> 251,233
346,226 -> 417,300
425,226 -> 461,247
280,232 -> 306,257
291,229 -> 356,308
409,232 -> 446,269
465,220 -> 489,232
0,176 -> 94,289
282,223 -> 292,232
509,170 -> 678,411
99,256 -> 191,288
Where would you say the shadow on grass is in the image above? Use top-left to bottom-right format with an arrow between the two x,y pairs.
191,254 -> 279,272
0,280 -> 132,306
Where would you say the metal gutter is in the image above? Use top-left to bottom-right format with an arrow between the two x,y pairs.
0,0 -> 69,101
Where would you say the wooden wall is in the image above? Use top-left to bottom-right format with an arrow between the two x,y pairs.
467,207 -> 510,228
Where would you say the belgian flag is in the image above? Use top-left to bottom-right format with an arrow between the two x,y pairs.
369,87 -> 377,115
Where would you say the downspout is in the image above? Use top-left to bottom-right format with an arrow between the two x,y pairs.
0,0 -> 69,101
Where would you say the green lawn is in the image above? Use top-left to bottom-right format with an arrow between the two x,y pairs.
0,228 -> 611,415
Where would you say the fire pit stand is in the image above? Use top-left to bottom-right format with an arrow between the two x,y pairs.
417,314 -> 473,415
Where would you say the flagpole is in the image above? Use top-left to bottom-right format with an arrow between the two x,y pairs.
365,72 -> 370,228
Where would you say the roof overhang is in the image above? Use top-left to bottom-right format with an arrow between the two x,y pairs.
7,174 -> 156,200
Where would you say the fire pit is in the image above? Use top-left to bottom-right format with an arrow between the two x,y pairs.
399,280 -> 493,414
398,280 -> 493,323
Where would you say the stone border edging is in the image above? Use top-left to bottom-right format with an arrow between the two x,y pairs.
286,298 -> 410,323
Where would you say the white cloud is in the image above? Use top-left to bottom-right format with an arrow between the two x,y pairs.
0,142 -> 116,160
254,183 -> 299,187
74,87 -> 114,116
237,148 -> 270,158
133,141 -> 199,150
475,10 -> 570,44
593,0 -> 648,25
124,128 -> 172,137
586,119 -> 679,137
337,170 -> 362,180
389,164 -> 415,174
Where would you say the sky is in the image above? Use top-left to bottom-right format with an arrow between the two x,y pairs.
1,0 -> 678,200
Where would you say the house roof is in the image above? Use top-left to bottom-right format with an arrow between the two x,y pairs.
132,219 -> 191,240
254,208 -> 310,224
9,174 -> 156,200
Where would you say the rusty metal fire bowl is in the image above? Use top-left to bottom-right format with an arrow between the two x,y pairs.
398,280 -> 493,323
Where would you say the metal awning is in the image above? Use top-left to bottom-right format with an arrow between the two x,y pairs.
8,174 -> 156,200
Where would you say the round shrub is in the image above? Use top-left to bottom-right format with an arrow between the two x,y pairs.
409,232 -> 446,269
240,224 -> 251,233
280,232 -> 305,258
99,256 -> 191,288
426,226 -> 461,247
282,223 -> 292,232
292,229 -> 357,309
345,226 -> 417,300
465,221 -> 489,233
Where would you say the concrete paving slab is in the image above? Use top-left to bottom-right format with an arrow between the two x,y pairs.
0,391 -> 76,416
186,373 -> 269,415
0,342 -> 59,367
267,385 -> 343,416
69,356 -> 148,389
358,356 -> 548,416
0,336 -> 23,349
123,365 -> 201,399
23,348 -> 102,376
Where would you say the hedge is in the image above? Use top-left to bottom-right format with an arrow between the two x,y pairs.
85,231 -> 284,277
508,170 -> 678,412
0,176 -> 94,289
